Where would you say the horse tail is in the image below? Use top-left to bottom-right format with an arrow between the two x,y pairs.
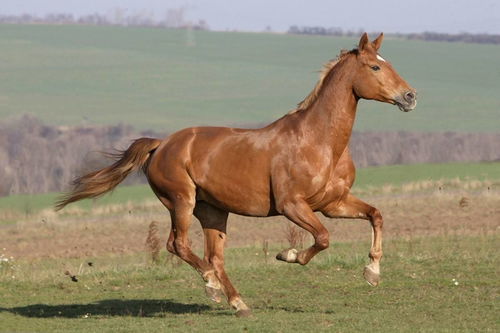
55,137 -> 162,211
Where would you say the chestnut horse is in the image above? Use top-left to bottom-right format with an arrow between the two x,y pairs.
56,33 -> 416,317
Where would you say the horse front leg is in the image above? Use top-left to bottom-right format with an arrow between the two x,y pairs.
276,197 -> 330,265
321,193 -> 383,286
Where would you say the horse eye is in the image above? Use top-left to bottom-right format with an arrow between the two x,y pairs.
371,65 -> 381,71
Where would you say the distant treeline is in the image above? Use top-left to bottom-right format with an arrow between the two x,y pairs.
0,115 -> 161,197
288,26 -> 500,45
2,12 -> 499,45
0,8 -> 209,30
1,115 -> 499,197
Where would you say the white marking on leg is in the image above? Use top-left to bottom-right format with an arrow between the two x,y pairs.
203,270 -> 221,289
377,54 -> 386,62
367,262 -> 380,275
287,248 -> 298,262
206,279 -> 221,289
371,228 -> 374,248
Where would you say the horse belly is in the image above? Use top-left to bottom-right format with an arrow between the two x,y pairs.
194,169 -> 273,216
196,184 -> 273,217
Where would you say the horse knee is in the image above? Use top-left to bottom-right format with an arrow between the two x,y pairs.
166,239 -> 176,254
369,208 -> 383,228
174,239 -> 191,259
315,231 -> 330,250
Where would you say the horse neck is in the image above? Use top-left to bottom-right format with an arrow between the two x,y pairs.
299,56 -> 358,155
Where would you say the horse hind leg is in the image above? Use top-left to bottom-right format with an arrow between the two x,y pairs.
193,202 -> 225,303
157,193 -> 214,287
194,202 -> 251,317
160,191 -> 249,316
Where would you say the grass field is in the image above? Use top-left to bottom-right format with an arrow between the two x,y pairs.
1,24 -> 500,132
0,235 -> 498,332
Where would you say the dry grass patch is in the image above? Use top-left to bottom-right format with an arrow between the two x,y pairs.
1,182 -> 498,261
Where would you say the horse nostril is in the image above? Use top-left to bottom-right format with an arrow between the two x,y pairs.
404,91 -> 415,103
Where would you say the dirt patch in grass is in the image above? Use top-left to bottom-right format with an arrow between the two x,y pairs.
1,190 -> 498,260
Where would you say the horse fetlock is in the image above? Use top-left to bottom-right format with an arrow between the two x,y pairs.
202,270 -> 223,302
276,248 -> 298,263
369,250 -> 383,261
205,285 -> 223,303
202,270 -> 217,283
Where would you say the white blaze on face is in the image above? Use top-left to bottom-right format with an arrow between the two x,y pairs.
376,54 -> 386,62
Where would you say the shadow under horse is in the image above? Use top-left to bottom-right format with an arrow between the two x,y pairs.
0,299 -> 211,318
56,33 -> 417,317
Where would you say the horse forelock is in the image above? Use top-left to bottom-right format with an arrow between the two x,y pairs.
290,49 -> 357,114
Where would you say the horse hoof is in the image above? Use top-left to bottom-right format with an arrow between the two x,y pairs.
235,309 -> 252,318
276,248 -> 298,263
205,286 -> 223,303
363,265 -> 380,286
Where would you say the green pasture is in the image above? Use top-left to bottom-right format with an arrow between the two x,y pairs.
0,161 -> 498,217
355,161 -> 500,188
0,235 -> 497,332
0,184 -> 155,218
0,24 -> 499,132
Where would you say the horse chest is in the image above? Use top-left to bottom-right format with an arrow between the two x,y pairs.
272,155 -> 332,197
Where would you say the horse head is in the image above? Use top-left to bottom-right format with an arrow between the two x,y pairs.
352,33 -> 417,112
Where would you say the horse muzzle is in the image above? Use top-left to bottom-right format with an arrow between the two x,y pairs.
394,90 -> 417,112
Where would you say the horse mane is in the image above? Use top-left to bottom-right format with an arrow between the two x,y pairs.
289,49 -> 357,114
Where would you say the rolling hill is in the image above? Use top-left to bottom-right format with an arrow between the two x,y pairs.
1,24 -> 499,132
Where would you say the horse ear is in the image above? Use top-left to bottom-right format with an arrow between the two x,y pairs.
372,33 -> 384,51
358,33 -> 370,52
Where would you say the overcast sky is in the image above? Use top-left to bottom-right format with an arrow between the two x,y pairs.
2,0 -> 500,34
